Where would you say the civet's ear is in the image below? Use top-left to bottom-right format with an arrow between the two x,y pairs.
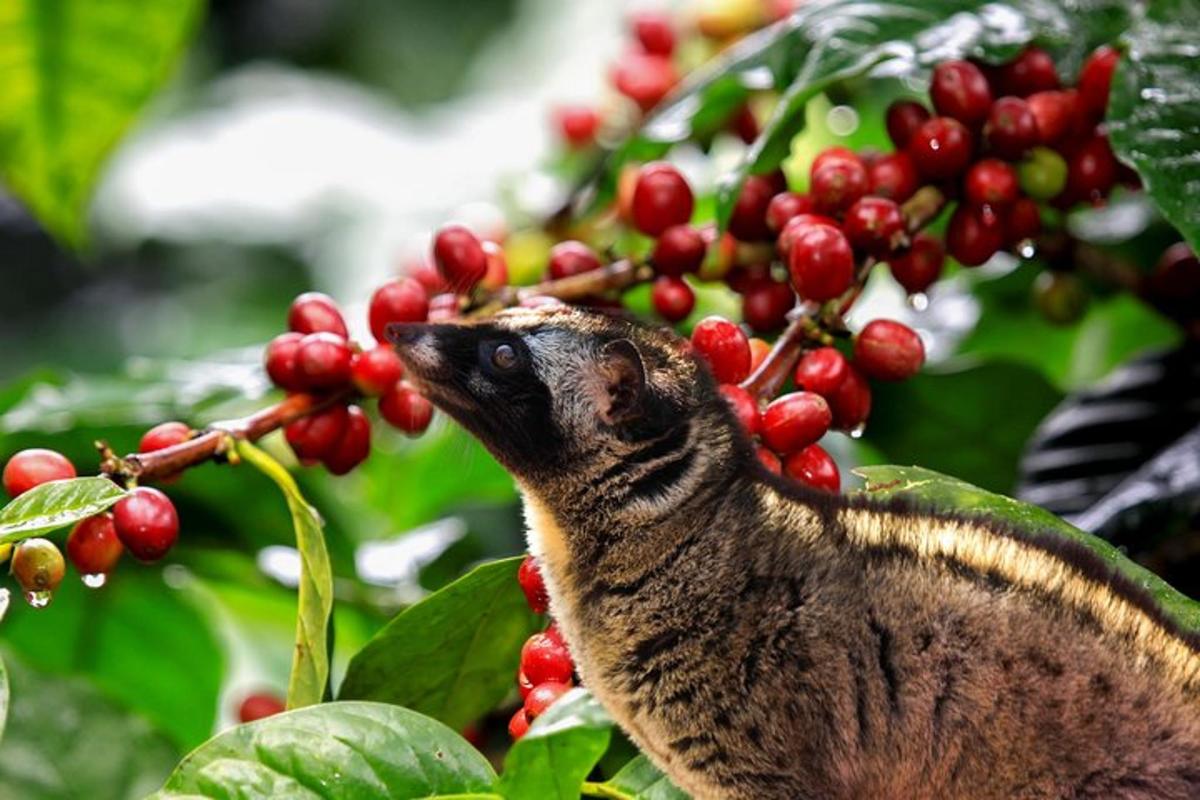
597,338 -> 646,425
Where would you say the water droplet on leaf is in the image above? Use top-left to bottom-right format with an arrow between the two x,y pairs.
24,589 -> 52,609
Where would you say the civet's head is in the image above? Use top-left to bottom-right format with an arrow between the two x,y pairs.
388,306 -> 737,486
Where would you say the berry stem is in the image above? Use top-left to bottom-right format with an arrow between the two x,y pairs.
468,259 -> 655,316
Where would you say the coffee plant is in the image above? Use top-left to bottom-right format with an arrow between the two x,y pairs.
0,0 -> 1197,797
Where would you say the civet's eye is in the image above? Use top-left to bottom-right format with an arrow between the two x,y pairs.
491,343 -> 518,370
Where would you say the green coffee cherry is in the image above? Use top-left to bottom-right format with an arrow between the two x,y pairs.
1019,147 -> 1068,201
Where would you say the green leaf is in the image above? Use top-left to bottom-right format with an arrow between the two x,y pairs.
497,689 -> 613,800
0,651 -> 7,744
0,477 -> 127,543
151,701 -> 498,800
863,361 -> 1062,493
1107,1 -> 1200,253
0,648 -> 180,800
236,440 -> 333,710
0,0 -> 203,247
852,465 -> 1200,638
339,557 -> 542,731
601,755 -> 689,800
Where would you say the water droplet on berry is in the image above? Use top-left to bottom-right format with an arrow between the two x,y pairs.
82,572 -> 108,589
1017,240 -> 1037,259
907,292 -> 930,311
849,422 -> 867,439
24,589 -> 52,608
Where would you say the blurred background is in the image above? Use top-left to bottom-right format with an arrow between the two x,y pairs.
0,1 -> 1195,797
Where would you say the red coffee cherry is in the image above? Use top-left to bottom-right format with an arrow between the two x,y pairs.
632,163 -> 694,236
741,280 -> 794,333
1026,90 -> 1075,144
885,100 -> 931,149
719,384 -> 761,435
3,448 -> 76,498
1005,197 -> 1042,243
323,405 -> 371,475
433,224 -> 489,291
985,96 -> 1039,160
296,332 -> 353,390
756,446 -> 782,475
843,197 -> 906,257
428,293 -> 461,322
518,555 -> 549,614
379,383 -> 434,435
760,391 -> 832,454
611,52 -> 678,111
995,46 -> 1060,96
351,345 -> 404,397
652,276 -> 696,323
652,225 -> 706,276
728,175 -> 777,242
810,146 -> 859,174
285,404 -> 350,462
67,513 -> 124,577
1147,243 -> 1200,318
631,11 -> 675,56
854,319 -> 925,381
930,60 -> 993,128
691,317 -> 752,384
946,204 -> 1004,267
1065,135 -> 1118,202
793,347 -> 849,398
525,681 -> 572,720
810,156 -> 869,215
1077,45 -> 1119,121
829,364 -> 872,431
238,693 -> 286,723
369,278 -> 429,343
407,256 -> 448,296
265,332 -> 306,391
112,487 -> 180,563
521,630 -> 574,686
508,707 -> 531,740
287,292 -> 348,338
908,117 -> 973,180
548,241 -> 602,279
11,537 -> 65,598
867,153 -> 920,203
784,444 -> 840,493
480,241 -> 509,290
965,159 -> 1020,207
889,233 -> 945,294
766,192 -> 815,232
777,213 -> 839,256
139,421 -> 191,454
788,224 -> 855,302
748,337 -> 771,373
554,105 -> 600,149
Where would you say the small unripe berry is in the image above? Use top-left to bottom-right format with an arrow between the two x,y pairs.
265,332 -> 306,391
810,157 -> 869,215
719,384 -> 760,435
766,192 -> 815,233
1018,146 -> 1068,200
1077,46 -> 1119,121
728,175 -> 777,242
829,364 -> 872,431
793,347 -> 848,398
748,338 -> 771,373
691,317 -> 751,384
854,319 -> 925,381
760,391 -> 832,454
986,96 -> 1039,159
995,47 -> 1060,97
908,117 -> 973,180
140,421 -> 191,454
611,52 -> 678,111
930,60 -> 993,128
521,630 -> 574,686
867,153 -> 919,203
788,224 -> 855,302
756,446 -> 782,475
369,278 -> 429,343
285,404 -> 349,462
554,106 -> 600,149
946,204 -> 1004,267
3,449 -> 77,498
296,332 -> 353,390
885,100 -> 931,149
351,345 -> 404,397
508,707 -> 531,740
67,513 -> 124,577
843,197 -> 906,257
379,384 -> 434,436
113,487 -> 180,563
323,405 -> 371,475
518,555 -> 549,614
525,681 -> 572,720
287,292 -> 348,338
889,233 -> 945,294
652,225 -> 706,276
632,163 -> 694,236
238,693 -> 286,723
433,224 -> 489,291
1033,271 -> 1089,324
12,538 -> 65,598
784,444 -> 840,493
652,276 -> 695,323
741,280 -> 793,333
548,241 -> 602,280
965,159 -> 1020,207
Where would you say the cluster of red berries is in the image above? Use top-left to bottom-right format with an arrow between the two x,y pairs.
508,555 -> 576,740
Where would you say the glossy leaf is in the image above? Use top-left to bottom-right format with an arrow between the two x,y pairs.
1107,0 -> 1200,253
853,465 -> 1200,638
0,651 -> 7,743
0,0 -> 203,246
151,701 -> 498,799
339,557 -> 541,731
0,477 -> 127,543
497,689 -> 613,800
236,440 -> 333,710
602,755 -> 689,800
